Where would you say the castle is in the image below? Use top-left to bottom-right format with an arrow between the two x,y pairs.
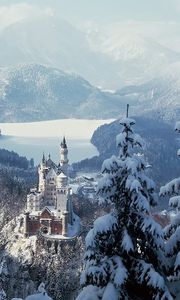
24,137 -> 79,238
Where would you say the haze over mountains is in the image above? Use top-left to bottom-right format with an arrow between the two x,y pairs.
0,63 -> 179,122
0,3 -> 179,124
0,11 -> 180,89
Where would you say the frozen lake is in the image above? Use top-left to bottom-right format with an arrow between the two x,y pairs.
0,119 -> 114,165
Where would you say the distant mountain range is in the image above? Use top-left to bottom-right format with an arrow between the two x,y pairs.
0,63 -> 179,122
1,15 -> 180,88
0,63 -> 123,122
115,63 -> 180,122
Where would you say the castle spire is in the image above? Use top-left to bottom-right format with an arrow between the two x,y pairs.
60,136 -> 69,174
61,136 -> 67,149
42,152 -> 45,164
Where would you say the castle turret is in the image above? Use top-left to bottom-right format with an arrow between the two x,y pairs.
38,153 -> 47,192
56,172 -> 68,218
42,153 -> 46,164
60,137 -> 69,175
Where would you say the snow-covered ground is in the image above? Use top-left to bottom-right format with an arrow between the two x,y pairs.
0,119 -> 114,164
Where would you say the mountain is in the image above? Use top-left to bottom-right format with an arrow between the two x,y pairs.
88,29 -> 180,88
0,63 -> 179,122
115,62 -> 180,122
0,63 -> 116,122
0,16 -> 117,89
0,14 -> 180,89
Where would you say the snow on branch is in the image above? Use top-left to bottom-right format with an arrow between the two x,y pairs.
119,117 -> 135,127
76,285 -> 102,300
85,214 -> 117,248
165,227 -> 180,256
130,193 -> 150,213
134,260 -> 173,299
93,214 -> 117,236
101,155 -> 121,174
141,215 -> 163,242
169,196 -> 180,209
121,228 -> 134,252
111,256 -> 128,287
102,283 -> 118,300
160,178 -> 180,196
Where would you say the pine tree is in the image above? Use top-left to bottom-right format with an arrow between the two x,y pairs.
76,106 -> 173,300
160,121 -> 180,291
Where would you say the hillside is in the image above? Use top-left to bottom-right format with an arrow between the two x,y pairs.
116,63 -> 180,122
0,63 -> 180,123
73,117 -> 180,198
0,64 -> 124,122
0,218 -> 83,300
0,186 -> 105,300
0,148 -> 37,229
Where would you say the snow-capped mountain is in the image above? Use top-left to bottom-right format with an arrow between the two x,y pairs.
0,13 -> 180,89
0,62 -> 179,122
87,28 -> 180,87
116,62 -> 180,122
0,63 -> 123,122
0,16 -> 115,89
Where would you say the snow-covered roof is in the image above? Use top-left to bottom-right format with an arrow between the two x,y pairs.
41,206 -> 54,215
45,206 -> 57,215
57,171 -> 67,179
29,206 -> 58,217
29,210 -> 41,216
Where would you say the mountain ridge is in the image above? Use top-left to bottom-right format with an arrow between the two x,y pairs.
0,63 -> 179,123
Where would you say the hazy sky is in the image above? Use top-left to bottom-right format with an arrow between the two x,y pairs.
0,0 -> 180,23
0,0 -> 180,52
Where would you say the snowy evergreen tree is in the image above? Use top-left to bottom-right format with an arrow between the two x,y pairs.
76,106 -> 173,300
160,121 -> 180,292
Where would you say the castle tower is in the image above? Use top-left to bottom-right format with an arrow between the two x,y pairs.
56,172 -> 68,218
38,153 -> 47,192
44,168 -> 57,206
60,137 -> 69,175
